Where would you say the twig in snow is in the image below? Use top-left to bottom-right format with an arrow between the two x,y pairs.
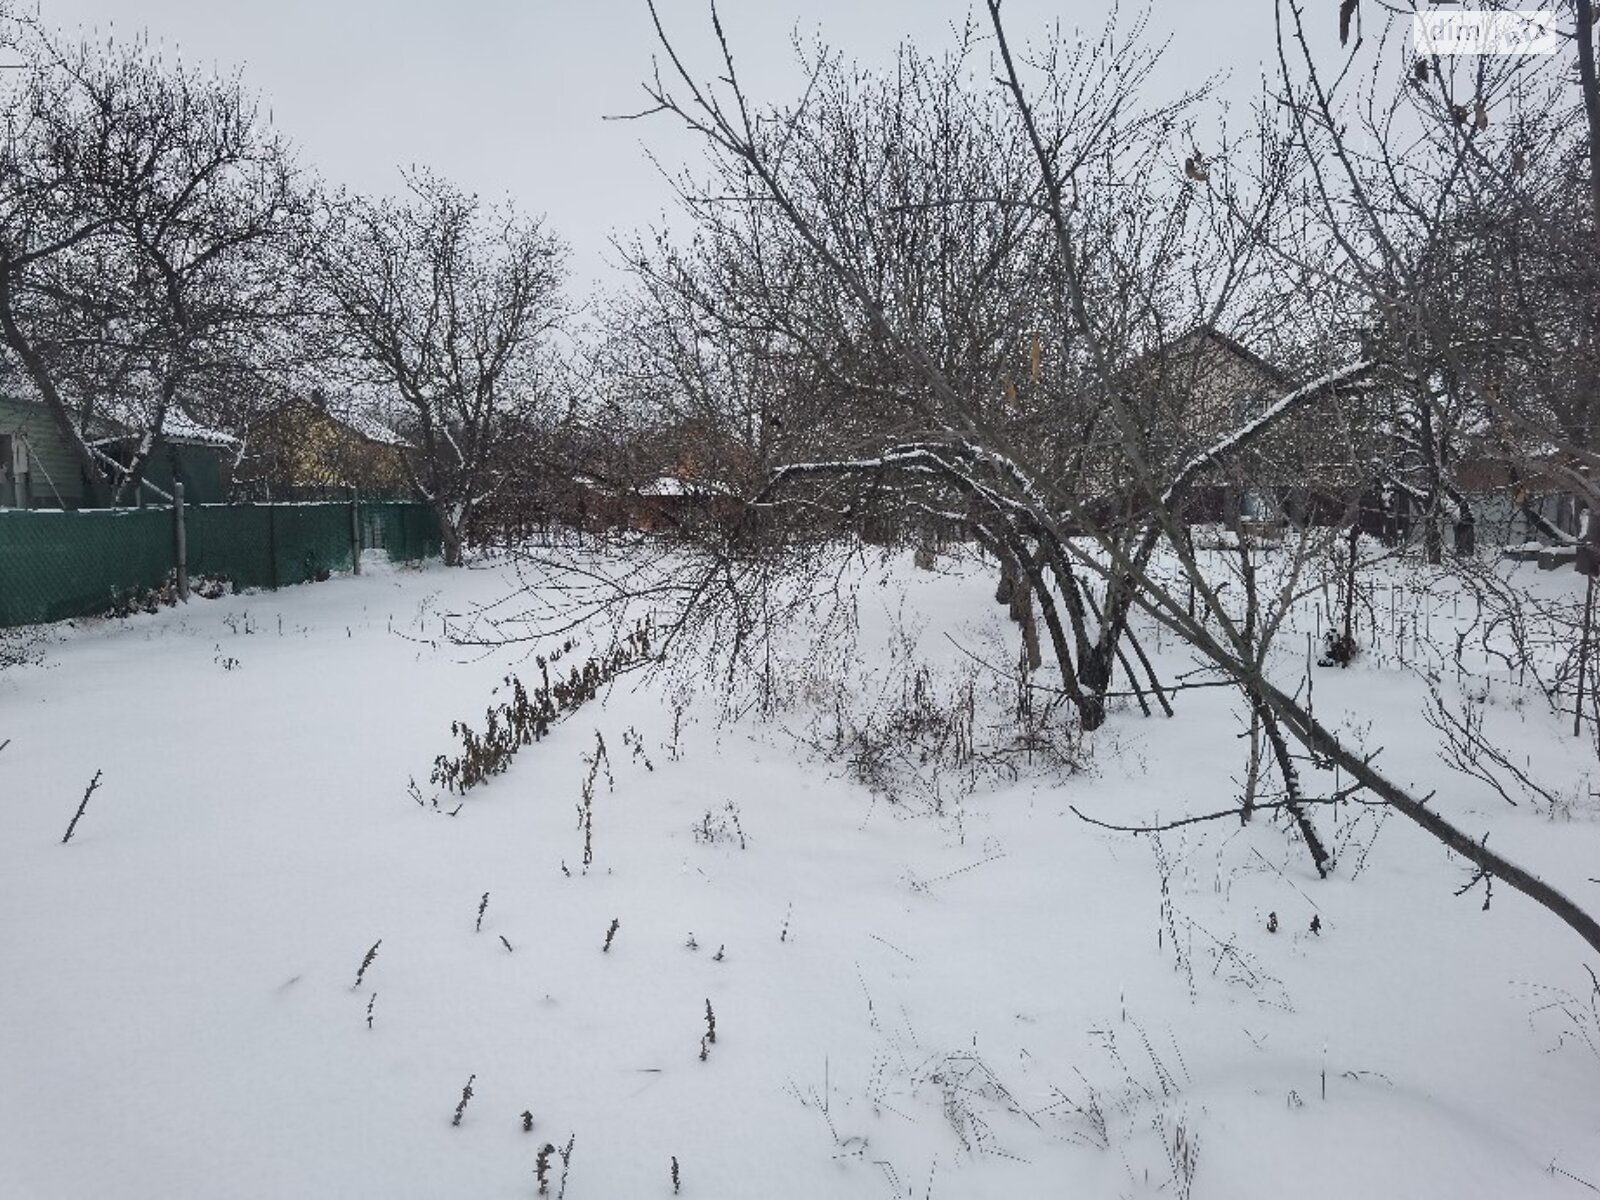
1549,1160 -> 1600,1194
61,769 -> 103,844
557,1133 -> 576,1199
1070,785 -> 1372,837
1454,833 -> 1495,910
451,1074 -> 476,1126
352,940 -> 382,990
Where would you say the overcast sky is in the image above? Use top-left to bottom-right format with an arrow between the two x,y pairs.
35,2 -> 1290,298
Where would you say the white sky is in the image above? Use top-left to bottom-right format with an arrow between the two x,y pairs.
35,2 -> 1293,298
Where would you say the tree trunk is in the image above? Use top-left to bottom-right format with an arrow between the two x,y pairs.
1251,688 -> 1331,877
1255,674 -> 1600,957
0,270 -> 109,506
439,508 -> 466,566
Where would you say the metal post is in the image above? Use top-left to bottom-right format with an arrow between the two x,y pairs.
267,501 -> 279,591
349,487 -> 362,575
173,482 -> 189,602
1577,574 -> 1594,739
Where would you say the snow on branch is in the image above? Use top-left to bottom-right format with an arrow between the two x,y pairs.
1159,359 -> 1378,507
762,446 -> 1034,524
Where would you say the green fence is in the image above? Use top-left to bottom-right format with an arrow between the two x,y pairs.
0,500 -> 441,628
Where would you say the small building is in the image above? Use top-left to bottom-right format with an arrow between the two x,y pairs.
630,475 -> 740,534
0,395 -> 237,508
0,395 -> 85,508
89,409 -> 238,505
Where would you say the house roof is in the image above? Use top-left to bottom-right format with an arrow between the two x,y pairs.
278,392 -> 412,449
1142,325 -> 1293,389
636,475 -> 729,498
84,402 -> 239,448
320,401 -> 411,448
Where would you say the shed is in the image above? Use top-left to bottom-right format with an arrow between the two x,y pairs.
87,409 -> 238,505
0,394 -> 239,507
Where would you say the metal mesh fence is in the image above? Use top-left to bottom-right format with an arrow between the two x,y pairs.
0,509 -> 173,626
363,502 -> 444,564
0,500 -> 440,628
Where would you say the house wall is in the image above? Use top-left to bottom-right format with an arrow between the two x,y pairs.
1469,493 -> 1536,546
235,401 -> 411,498
138,444 -> 228,505
0,396 -> 86,508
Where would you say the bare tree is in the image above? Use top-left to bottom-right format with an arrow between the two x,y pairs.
1270,0 -> 1600,550
614,0 -> 1600,960
0,14 -> 302,504
311,170 -> 566,564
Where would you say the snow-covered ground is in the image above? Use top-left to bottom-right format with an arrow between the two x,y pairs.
3,546 -> 1598,1199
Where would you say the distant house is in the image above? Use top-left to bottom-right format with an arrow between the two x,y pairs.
0,395 -> 237,508
1133,326 -> 1386,526
553,471 -> 740,536
1139,326 -> 1291,432
630,475 -> 738,533
1127,326 -> 1290,523
234,394 -> 411,499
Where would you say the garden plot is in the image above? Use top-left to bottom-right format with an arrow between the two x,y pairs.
2,548 -> 1598,1199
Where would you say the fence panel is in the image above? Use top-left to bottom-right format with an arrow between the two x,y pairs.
0,509 -> 173,626
0,501 -> 440,628
187,504 -> 274,590
365,501 -> 444,563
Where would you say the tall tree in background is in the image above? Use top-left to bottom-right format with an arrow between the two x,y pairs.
0,11 -> 301,504
312,171 -> 566,565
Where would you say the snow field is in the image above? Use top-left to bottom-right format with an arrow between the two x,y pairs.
2,548 -> 1598,1198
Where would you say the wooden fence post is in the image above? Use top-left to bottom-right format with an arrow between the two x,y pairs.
350,488 -> 362,575
173,482 -> 189,602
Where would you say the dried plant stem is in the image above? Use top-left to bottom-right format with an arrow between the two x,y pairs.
451,1074 -> 476,1127
352,940 -> 382,990
558,1133 -> 575,1199
61,769 -> 103,844
535,1143 -> 556,1194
